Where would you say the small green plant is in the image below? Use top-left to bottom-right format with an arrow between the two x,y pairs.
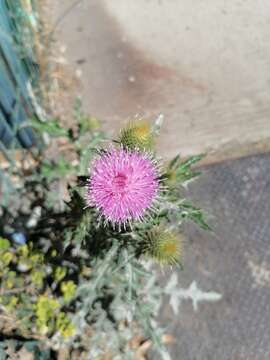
0,240 -> 75,340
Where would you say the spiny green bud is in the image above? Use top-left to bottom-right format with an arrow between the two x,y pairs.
119,120 -> 154,150
143,227 -> 183,266
165,168 -> 177,185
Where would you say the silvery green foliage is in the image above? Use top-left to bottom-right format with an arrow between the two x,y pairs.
66,240 -> 222,359
69,242 -> 171,359
165,273 -> 222,314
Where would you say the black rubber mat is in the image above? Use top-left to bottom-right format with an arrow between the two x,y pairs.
158,153 -> 270,360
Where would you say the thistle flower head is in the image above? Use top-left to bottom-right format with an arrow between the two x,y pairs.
119,120 -> 154,150
86,148 -> 160,227
143,227 -> 183,266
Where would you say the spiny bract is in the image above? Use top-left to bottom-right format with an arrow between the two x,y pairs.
144,226 -> 183,266
119,120 -> 154,150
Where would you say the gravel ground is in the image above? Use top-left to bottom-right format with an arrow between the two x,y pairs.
157,153 -> 270,360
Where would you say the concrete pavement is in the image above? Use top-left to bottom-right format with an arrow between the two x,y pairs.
53,0 -> 270,163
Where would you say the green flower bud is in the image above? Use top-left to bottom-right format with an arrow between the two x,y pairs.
143,226 -> 183,266
119,121 -> 154,150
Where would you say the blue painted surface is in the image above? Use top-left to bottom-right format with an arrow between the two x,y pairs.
0,0 -> 38,148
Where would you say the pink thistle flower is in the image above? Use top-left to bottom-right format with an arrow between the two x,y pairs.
86,148 -> 160,227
